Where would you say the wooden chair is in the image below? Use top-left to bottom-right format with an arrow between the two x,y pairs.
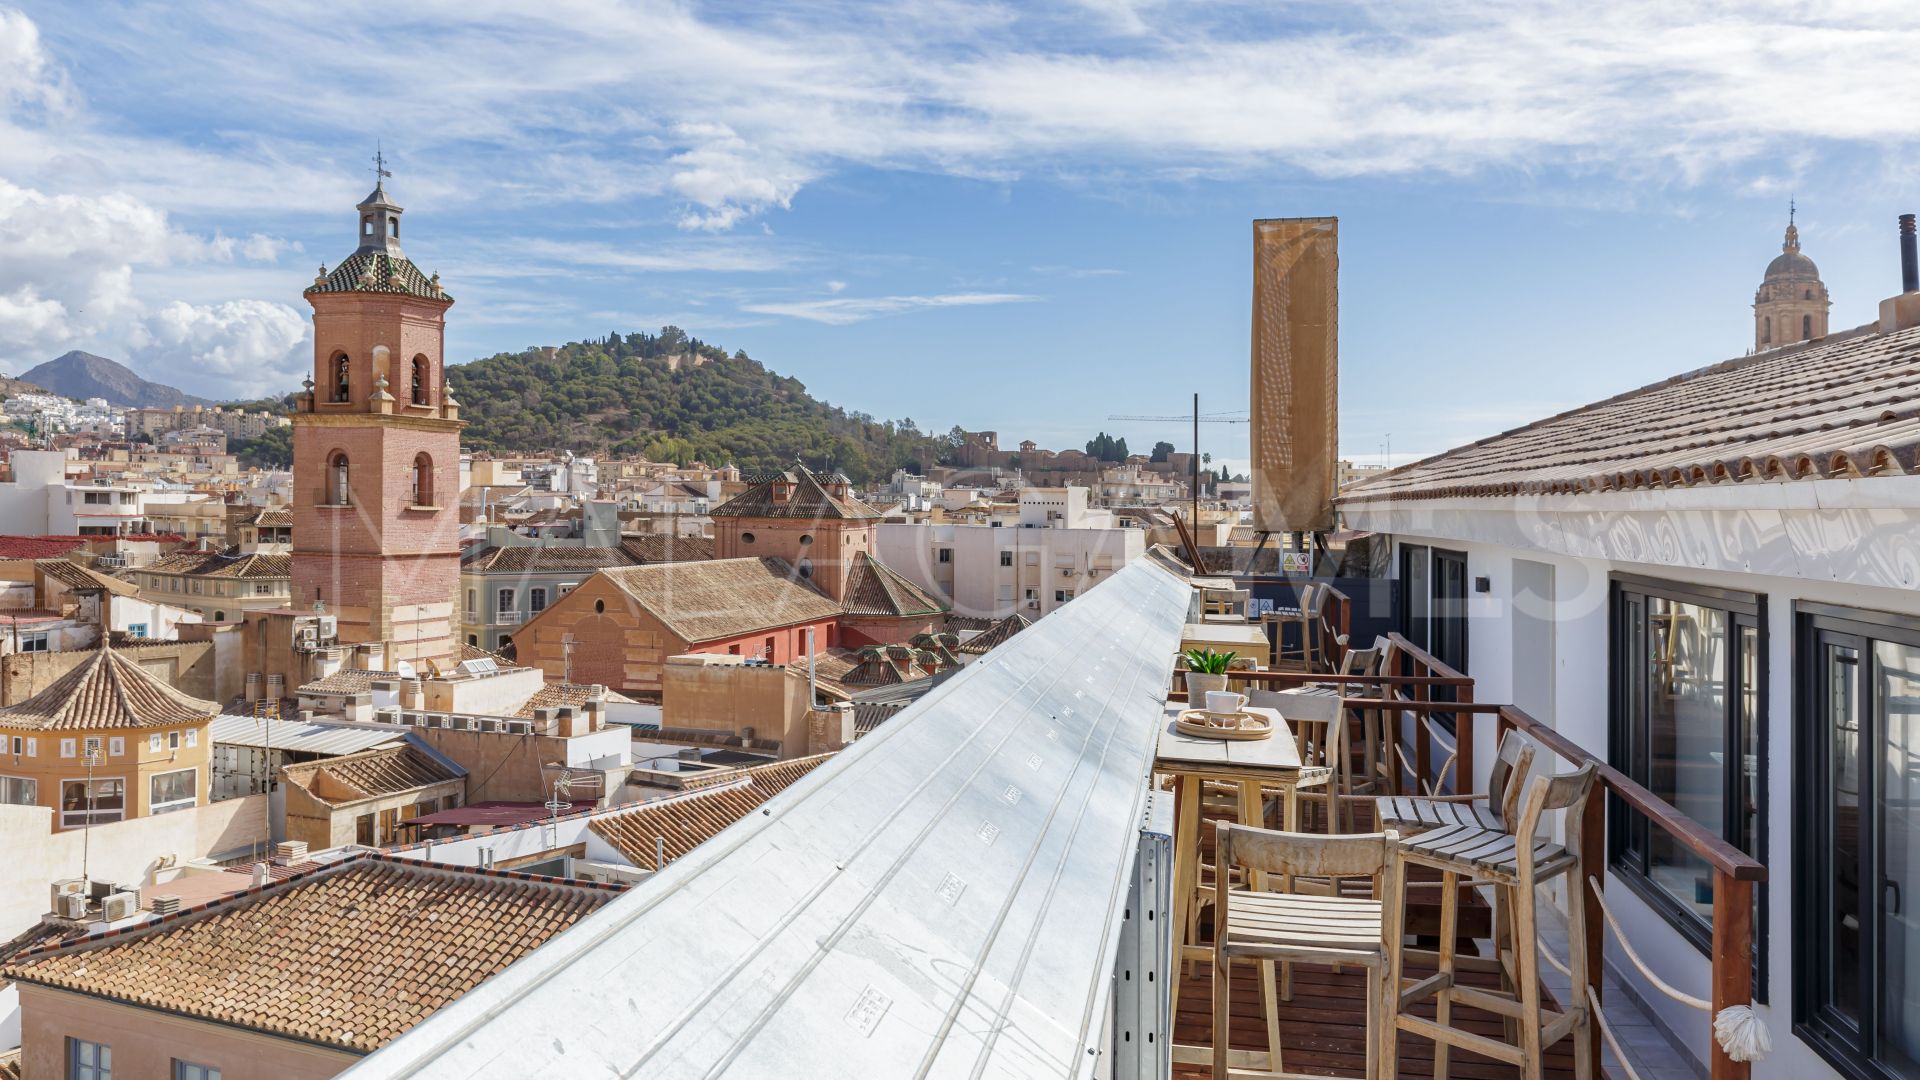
1387,761 -> 1599,1080
1268,583 -> 1322,671
1211,822 -> 1403,1080
1376,728 -> 1537,836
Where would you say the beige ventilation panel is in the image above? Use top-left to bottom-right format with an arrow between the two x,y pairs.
1250,217 -> 1338,534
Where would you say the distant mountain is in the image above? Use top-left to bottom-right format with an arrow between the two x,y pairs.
0,373 -> 44,398
18,351 -> 213,409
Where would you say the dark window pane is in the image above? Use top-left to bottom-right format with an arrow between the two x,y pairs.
1874,640 -> 1920,1067
1829,641 -> 1863,1025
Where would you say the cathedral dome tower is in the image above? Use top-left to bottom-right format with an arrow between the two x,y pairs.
1754,206 -> 1831,351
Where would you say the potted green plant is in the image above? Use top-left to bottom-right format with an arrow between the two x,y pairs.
1181,648 -> 1235,700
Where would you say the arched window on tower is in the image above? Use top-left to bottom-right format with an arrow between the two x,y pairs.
1763,316 -> 1771,344
1803,314 -> 1813,340
412,453 -> 433,507
333,354 -> 351,403
390,218 -> 400,238
411,355 -> 430,405
1805,289 -> 1813,300
328,452 -> 350,506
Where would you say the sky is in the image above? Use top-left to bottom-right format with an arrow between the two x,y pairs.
4,2 -> 1920,474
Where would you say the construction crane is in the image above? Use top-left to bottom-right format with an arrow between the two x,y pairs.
1109,393 -> 1249,525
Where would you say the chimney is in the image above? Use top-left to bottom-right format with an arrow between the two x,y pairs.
1881,213 -> 1920,333
149,894 -> 181,917
273,840 -> 308,865
251,863 -> 269,887
1903,214 -> 1918,294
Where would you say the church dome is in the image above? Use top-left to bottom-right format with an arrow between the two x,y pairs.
1763,221 -> 1819,280
1765,248 -> 1819,280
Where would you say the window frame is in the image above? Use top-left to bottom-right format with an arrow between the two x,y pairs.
148,767 -> 198,815
68,1037 -> 112,1080
173,1061 -> 220,1080
1792,600 -> 1920,1079
1606,572 -> 1767,974
59,776 -> 126,829
0,774 -> 36,806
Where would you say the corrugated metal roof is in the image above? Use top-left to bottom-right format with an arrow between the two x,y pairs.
346,556 -> 1192,1079
208,713 -> 403,756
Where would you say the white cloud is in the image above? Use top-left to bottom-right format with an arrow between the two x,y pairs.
825,280 -> 847,293
21,2 -> 1920,234
744,291 -> 1037,325
130,299 -> 308,398
0,176 -> 295,392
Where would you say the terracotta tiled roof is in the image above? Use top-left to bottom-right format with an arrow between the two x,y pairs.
0,645 -> 217,731
305,249 -> 449,303
458,641 -> 513,666
1342,322 -> 1920,501
229,505 -> 292,528
462,545 -> 637,574
36,558 -> 139,596
512,681 -> 606,719
0,536 -> 89,560
590,755 -> 832,868
592,558 -> 842,643
956,612 -> 1030,655
853,700 -> 909,736
710,464 -> 881,520
141,548 -> 291,579
0,855 -> 619,1053
841,551 -> 948,617
280,743 -> 463,806
295,669 -> 400,696
618,534 -> 714,564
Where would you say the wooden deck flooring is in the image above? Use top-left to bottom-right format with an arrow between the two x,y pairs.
1172,955 -> 1578,1079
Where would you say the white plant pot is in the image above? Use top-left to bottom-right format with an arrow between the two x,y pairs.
1184,672 -> 1229,700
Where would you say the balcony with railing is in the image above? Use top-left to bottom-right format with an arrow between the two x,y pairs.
1162,581 -> 1769,1080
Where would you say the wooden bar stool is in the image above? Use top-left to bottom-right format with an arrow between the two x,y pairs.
1376,728 -> 1537,836
1268,583 -> 1322,671
1386,761 -> 1599,1080
1211,822 -> 1403,1080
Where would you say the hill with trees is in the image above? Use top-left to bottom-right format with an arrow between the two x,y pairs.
443,328 -> 949,481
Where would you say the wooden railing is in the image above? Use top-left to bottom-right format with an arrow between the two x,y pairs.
1497,704 -> 1766,1080
1165,627 -> 1768,1080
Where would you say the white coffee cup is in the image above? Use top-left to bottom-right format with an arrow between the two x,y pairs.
1205,690 -> 1247,716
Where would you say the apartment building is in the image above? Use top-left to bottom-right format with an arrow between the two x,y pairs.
876,512 -> 1144,620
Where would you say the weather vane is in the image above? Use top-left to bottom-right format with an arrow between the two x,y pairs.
373,141 -> 392,184
1789,197 -> 1795,227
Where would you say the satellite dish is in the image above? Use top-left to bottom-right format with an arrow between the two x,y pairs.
396,661 -> 417,679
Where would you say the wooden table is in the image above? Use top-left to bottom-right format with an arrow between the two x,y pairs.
1156,704 -> 1332,1036
1180,621 -> 1269,660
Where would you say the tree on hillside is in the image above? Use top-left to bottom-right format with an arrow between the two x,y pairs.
1086,431 -> 1129,462
1150,440 -> 1175,462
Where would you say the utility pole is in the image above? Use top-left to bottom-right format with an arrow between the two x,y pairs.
1192,392 -> 1200,528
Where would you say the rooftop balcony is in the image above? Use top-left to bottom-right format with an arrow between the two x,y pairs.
1162,581 -> 1766,1080
345,560 -> 1769,1079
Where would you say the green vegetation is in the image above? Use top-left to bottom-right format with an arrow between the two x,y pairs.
1150,439 -> 1175,462
1084,431 -> 1130,462
1181,648 -> 1235,674
231,426 -> 293,469
443,328 -> 945,482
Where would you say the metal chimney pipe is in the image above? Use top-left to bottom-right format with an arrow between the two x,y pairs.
1902,214 -> 1918,294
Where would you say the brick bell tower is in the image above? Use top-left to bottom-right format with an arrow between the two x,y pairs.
291,161 -> 464,663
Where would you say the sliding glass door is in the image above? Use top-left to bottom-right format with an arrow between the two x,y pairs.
1799,605 -> 1920,1078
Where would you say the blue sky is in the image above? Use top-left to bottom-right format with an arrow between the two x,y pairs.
3,2 -> 1920,471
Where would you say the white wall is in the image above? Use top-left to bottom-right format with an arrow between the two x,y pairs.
0,795 -> 269,939
878,520 -> 1145,621
1355,485 -> 1920,1080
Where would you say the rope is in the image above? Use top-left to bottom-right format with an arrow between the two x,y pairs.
1521,876 -> 1772,1063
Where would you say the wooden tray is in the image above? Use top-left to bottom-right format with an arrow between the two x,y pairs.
1175,709 -> 1274,741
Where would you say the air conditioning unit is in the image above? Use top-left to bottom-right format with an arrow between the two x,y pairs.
318,616 -> 337,640
100,891 -> 139,922
1026,601 -> 1040,611
505,720 -> 533,735
53,892 -> 89,921
451,716 -> 470,731
50,878 -> 87,910
478,718 -> 500,733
